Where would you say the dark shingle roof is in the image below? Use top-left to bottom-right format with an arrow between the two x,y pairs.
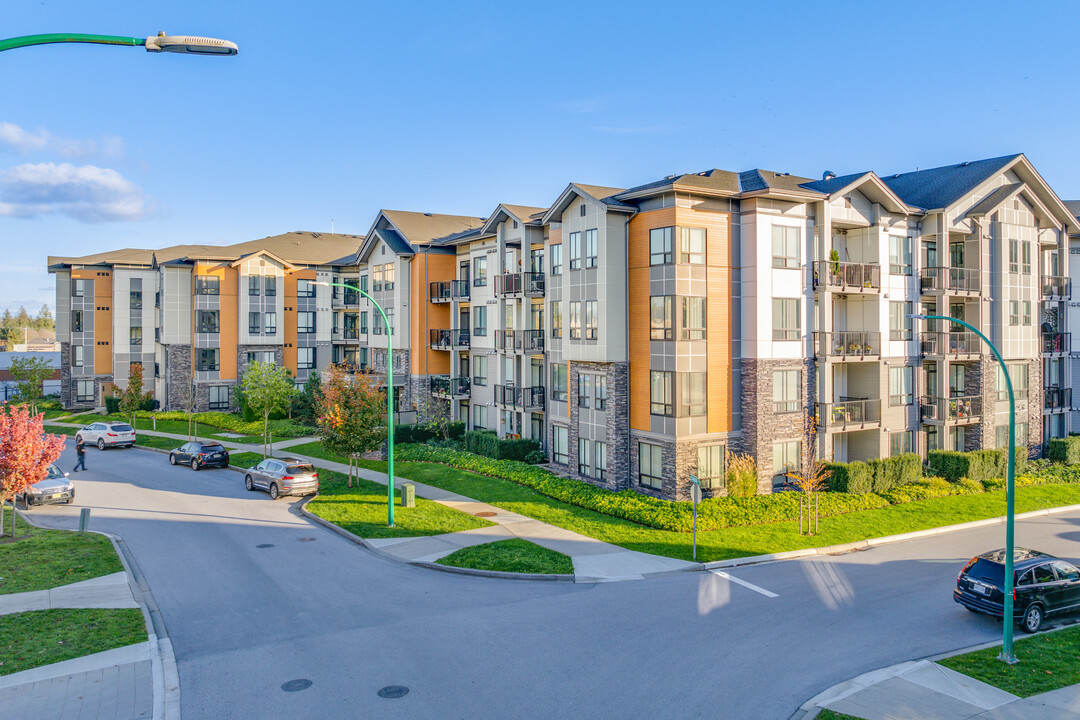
880,155 -> 1020,210
617,169 -> 741,197
1063,200 -> 1080,219
372,227 -> 414,256
738,169 -> 821,194
800,171 -> 872,194
965,183 -> 1024,217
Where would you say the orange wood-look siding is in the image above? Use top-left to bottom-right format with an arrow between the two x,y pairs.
627,207 -> 675,431
548,226 -> 562,245
92,270 -> 113,374
195,263 -> 231,378
410,254 -> 454,376
283,271 -> 298,374
219,267 -> 238,379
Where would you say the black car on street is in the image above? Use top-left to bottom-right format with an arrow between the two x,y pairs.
169,442 -> 230,471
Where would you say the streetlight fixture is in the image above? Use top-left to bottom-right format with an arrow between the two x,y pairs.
0,32 -> 238,55
910,313 -> 1018,663
314,280 -> 397,527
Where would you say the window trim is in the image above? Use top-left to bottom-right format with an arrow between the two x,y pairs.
639,442 -> 663,489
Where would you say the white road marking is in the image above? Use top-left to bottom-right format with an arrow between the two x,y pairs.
709,569 -> 779,598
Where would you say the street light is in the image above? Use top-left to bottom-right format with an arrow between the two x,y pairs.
910,313 -> 1018,663
314,281 -> 397,527
0,32 -> 238,55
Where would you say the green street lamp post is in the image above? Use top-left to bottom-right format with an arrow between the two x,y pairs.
911,313 -> 1018,663
316,281 -> 397,527
0,32 -> 238,55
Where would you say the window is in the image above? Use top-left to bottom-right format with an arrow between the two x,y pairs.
584,229 -> 597,268
580,203 -> 587,217
681,227 -> 706,264
246,351 -> 275,365
650,370 -> 673,416
386,308 -> 394,335
596,441 -> 607,481
197,310 -> 219,334
298,347 -> 315,370
889,236 -> 912,275
248,312 -> 260,334
585,301 -> 598,340
359,312 -> 368,334
639,443 -> 663,489
360,275 -> 368,293
551,363 -> 567,401
578,438 -> 592,477
595,376 -> 607,410
889,366 -> 914,406
698,444 -> 726,490
72,279 -> 86,297
209,386 -> 230,411
130,326 -> 142,346
681,372 -> 707,416
72,310 -> 83,332
650,227 -> 673,265
1009,300 -> 1019,326
383,264 -> 395,290
997,363 -> 1029,401
248,276 -> 261,296
472,403 -> 488,430
473,355 -> 488,386
297,279 -> 315,297
264,312 -> 277,334
890,301 -> 913,340
1009,239 -> 1020,274
264,275 -> 277,296
130,290 -> 142,310
76,379 -> 94,403
1022,241 -> 1032,274
1022,301 -> 1031,326
550,301 -> 562,338
550,244 -> 563,276
682,297 -> 706,340
772,225 -> 801,268
773,440 -> 801,479
473,256 -> 487,286
473,306 -> 487,337
568,231 -> 581,270
773,370 -> 801,413
373,265 -> 384,291
578,374 -> 591,408
569,301 -> 582,339
890,431 -> 914,456
651,296 -> 673,340
298,312 -> 316,333
197,348 -> 219,371
772,299 -> 800,340
195,276 -> 219,295
553,426 -> 569,464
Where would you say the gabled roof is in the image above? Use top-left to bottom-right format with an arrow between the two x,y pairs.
380,210 -> 485,245
964,183 -> 1026,218
541,182 -> 633,224
880,155 -> 1020,211
1064,200 -> 1080,220
480,203 -> 547,234
800,171 -> 915,214
799,171 -> 870,195
228,249 -> 297,270
616,169 -> 741,200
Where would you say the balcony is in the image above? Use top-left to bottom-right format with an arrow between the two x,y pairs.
920,395 -> 982,424
813,331 -> 881,361
921,331 -> 980,359
495,329 -> 545,354
495,384 -> 546,411
430,281 -> 452,303
815,399 -> 881,431
919,267 -> 980,295
813,261 -> 881,294
1043,332 -> 1070,355
331,361 -> 369,374
495,272 -> 545,298
1042,275 -> 1071,300
450,280 -> 470,300
1046,387 -> 1072,412
430,375 -> 470,399
429,329 -> 470,350
342,327 -> 360,341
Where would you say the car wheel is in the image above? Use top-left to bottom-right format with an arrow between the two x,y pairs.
97,438 -> 105,451
269,483 -> 280,500
191,458 -> 200,471
245,475 -> 254,491
169,454 -> 176,465
1022,604 -> 1044,633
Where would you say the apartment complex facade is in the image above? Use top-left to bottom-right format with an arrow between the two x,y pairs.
50,154 -> 1078,500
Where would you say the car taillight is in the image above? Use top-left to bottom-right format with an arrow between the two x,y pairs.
282,475 -> 294,480
108,433 -> 118,437
1013,589 -> 1018,601
312,473 -> 318,478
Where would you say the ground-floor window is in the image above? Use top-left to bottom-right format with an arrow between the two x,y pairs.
889,431 -> 914,456
639,442 -> 663,489
76,379 -> 94,403
472,403 -> 487,430
209,385 -> 230,411
697,444 -> 726,490
772,440 -> 800,484
595,441 -> 607,481
578,438 -> 592,477
552,426 -> 569,464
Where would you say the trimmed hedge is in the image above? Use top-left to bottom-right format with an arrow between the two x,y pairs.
1048,437 -> 1080,465
928,448 -> 1027,483
463,431 -> 542,463
825,454 -> 921,494
120,410 -> 310,438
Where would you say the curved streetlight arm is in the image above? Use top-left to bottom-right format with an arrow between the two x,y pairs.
911,313 -> 1017,663
0,34 -> 143,52
0,33 -> 238,55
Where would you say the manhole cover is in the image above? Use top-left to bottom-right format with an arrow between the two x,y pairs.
298,537 -> 316,542
256,543 -> 275,548
474,511 -> 496,518
377,685 -> 409,699
281,679 -> 312,692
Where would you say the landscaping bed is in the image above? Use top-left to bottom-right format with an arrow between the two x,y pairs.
78,411 -> 312,439
0,525 -> 123,595
436,538 -> 573,575
0,608 -> 146,676
939,623 -> 1080,697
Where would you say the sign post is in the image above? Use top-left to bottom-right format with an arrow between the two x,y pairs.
689,475 -> 702,561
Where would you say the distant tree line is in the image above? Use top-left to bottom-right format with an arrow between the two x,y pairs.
0,305 -> 55,348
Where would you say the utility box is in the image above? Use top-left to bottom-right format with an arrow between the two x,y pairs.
402,483 -> 415,508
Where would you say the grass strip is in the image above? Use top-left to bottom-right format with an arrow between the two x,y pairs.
0,608 -> 146,676
229,452 -> 265,469
939,624 -> 1080,697
0,525 -> 123,595
817,711 -> 866,720
436,538 -> 573,574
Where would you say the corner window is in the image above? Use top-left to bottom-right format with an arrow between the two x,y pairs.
649,227 -> 673,266
681,297 -> 706,340
771,225 -> 801,268
72,279 -> 86,297
650,370 -> 673,416
681,372 -> 707,416
681,227 -> 706,264
650,296 -> 673,340
197,310 -> 219,334
639,443 -> 663,489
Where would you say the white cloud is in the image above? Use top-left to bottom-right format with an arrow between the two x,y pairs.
0,121 -> 123,159
0,162 -> 148,223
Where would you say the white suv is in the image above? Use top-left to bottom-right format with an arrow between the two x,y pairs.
76,421 -> 136,450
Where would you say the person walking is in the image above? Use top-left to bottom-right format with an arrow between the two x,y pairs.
73,438 -> 87,473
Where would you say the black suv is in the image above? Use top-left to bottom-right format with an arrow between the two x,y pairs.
954,548 -> 1080,632
169,442 -> 230,471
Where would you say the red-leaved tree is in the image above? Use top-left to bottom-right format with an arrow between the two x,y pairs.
0,404 -> 65,537
315,366 -> 386,487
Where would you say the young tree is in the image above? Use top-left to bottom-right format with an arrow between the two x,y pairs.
0,405 -> 65,537
786,410 -> 832,535
291,372 -> 321,427
417,392 -> 452,440
175,380 -> 198,440
241,361 -> 298,457
118,363 -> 153,428
8,355 -> 54,413
315,365 -> 387,486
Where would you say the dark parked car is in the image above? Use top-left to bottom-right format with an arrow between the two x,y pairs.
244,458 -> 319,499
169,442 -> 230,471
954,548 -> 1080,633
19,463 -> 75,507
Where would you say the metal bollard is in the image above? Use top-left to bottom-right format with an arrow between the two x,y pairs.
78,508 -> 90,533
402,483 -> 415,508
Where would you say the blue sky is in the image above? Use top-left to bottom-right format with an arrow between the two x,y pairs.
4,0 -> 1080,313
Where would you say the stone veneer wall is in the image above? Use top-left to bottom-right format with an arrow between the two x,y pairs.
59,341 -> 73,408
966,358 -> 992,451
563,362 -> 630,492
1027,358 -> 1045,455
975,357 -> 1044,456
164,344 -> 191,411
236,345 -> 284,379
741,357 -> 814,493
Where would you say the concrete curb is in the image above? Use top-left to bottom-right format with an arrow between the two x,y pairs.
412,560 -> 574,582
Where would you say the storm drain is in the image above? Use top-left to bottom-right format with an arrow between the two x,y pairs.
281,679 -> 312,692
298,537 -> 316,542
377,686 -> 409,699
474,512 -> 496,518
256,543 -> 275,548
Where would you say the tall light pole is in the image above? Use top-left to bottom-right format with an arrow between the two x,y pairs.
911,313 -> 1018,663
315,281 -> 397,527
0,32 -> 238,54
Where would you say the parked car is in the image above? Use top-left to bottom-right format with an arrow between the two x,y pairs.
169,442 -> 230,471
76,421 -> 136,450
19,463 -> 75,507
244,458 -> 319,500
954,548 -> 1080,633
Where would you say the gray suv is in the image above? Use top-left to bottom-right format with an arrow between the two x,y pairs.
244,458 -> 319,499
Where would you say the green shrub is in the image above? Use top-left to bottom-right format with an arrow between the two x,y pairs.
1048,437 -> 1080,465
825,460 -> 871,494
463,430 -> 500,458
461,431 -> 541,463
124,410 -> 309,438
104,396 -> 121,413
395,424 -> 438,444
447,421 -> 466,440
828,454 -> 921,494
928,448 -> 1027,482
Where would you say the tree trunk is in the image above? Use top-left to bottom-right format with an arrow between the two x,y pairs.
1,498 -> 5,537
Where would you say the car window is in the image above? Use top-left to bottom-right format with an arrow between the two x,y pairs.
1016,569 -> 1034,586
182,443 -> 193,452
46,465 -> 65,480
1032,564 -> 1056,584
114,424 -> 134,432
272,461 -> 286,473
966,559 -> 1004,585
256,461 -> 267,471
1052,562 -> 1080,582
286,463 -> 315,474
203,445 -> 224,453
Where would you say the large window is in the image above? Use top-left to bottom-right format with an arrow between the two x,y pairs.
247,351 -> 275,365
550,301 -> 562,338
72,310 -> 83,333
129,327 -> 142,346
473,355 -> 488,386
639,443 -> 663,489
197,348 -> 219,371
996,422 -> 1029,446
890,301 -> 913,340
297,279 -> 315,297
650,370 -> 673,416
584,229 -> 597,268
473,306 -> 487,336
682,297 -> 706,340
578,374 -> 591,408
773,440 -> 801,480
1022,301 -> 1031,326
772,298 -> 800,340
197,310 -> 219,334
771,225 -> 801,268
553,426 -> 569,464
889,236 -> 912,275
298,347 -> 315,370
997,363 -> 1029,401
1009,300 -> 1019,326
72,279 -> 86,297
383,264 -> 395,290
264,312 -> 277,334
248,275 -> 261,296
569,301 -> 582,339
550,244 -> 562,276
1009,239 -> 1020,274
890,431 -> 914,456
585,301 -> 598,340
298,312 -> 316,333
569,231 -> 581,270
650,227 -> 673,265
551,363 -> 568,402
698,444 -> 726,490
264,276 -> 277,296
578,438 -> 592,477
248,312 -> 260,334
889,366 -> 914,406
773,370 -> 800,413
209,385 -> 230,411
195,276 -> 219,295
130,290 -> 142,310
472,403 -> 488,430
651,296 -> 673,340
681,372 -> 707,416
681,227 -> 706,264
473,256 -> 487,287
1022,241 -> 1032,274
72,345 -> 84,368
373,265 -> 384,291
359,311 -> 368,334
76,379 -> 94,403
595,375 -> 607,410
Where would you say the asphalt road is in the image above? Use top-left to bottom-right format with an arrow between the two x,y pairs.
27,442 -> 1080,719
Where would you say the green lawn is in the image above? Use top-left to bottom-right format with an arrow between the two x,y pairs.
436,538 -> 573,574
817,710 -> 865,720
45,425 -> 80,437
939,624 -> 1080,697
229,451 -> 265,469
305,467 -> 493,539
0,525 -> 123,595
0,608 -> 146,676
281,441 -> 354,465
135,435 -> 187,451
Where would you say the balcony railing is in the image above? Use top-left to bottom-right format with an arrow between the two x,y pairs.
495,384 -> 546,410
429,328 -> 470,350
451,280 -> 470,300
919,266 -> 980,294
495,329 -> 545,354
813,331 -> 880,360
920,395 -> 982,424
1042,275 -> 1072,299
1046,387 -> 1072,411
331,361 -> 369,374
815,399 -> 881,431
430,375 -> 471,398
342,327 -> 359,340
813,261 -> 881,293
1043,332 -> 1070,355
921,331 -> 981,358
495,272 -> 545,297
430,281 -> 451,302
